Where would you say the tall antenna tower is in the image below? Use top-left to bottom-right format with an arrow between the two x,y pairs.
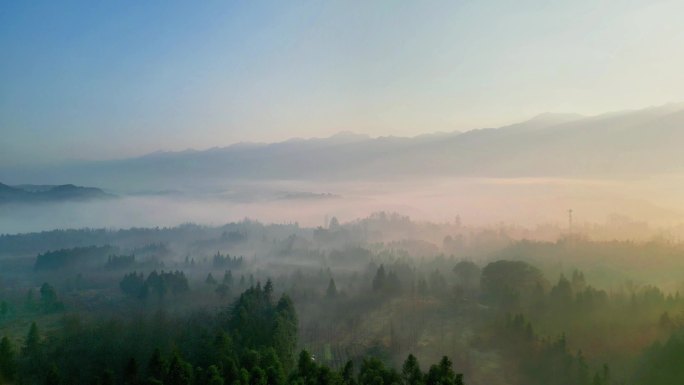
568,209 -> 573,235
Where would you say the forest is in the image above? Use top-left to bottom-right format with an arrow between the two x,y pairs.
1,213 -> 683,384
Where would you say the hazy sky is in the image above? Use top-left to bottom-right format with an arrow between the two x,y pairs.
2,0 -> 684,166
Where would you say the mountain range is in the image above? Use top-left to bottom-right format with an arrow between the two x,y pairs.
2,103 -> 684,191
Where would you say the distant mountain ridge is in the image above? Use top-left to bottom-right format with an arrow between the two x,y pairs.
0,183 -> 114,204
2,103 -> 684,190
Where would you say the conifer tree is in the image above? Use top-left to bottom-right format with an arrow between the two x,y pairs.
402,354 -> 424,385
326,278 -> 338,298
0,336 -> 16,382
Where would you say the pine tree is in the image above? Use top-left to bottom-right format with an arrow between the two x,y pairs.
40,283 -> 58,309
223,270 -> 233,286
296,350 -> 317,382
402,354 -> 424,385
373,265 -> 386,292
0,336 -> 16,382
264,279 -> 274,300
167,353 -> 191,385
207,365 -> 224,385
23,322 -> 41,358
250,366 -> 267,385
261,348 -> 285,385
341,360 -> 356,385
273,295 -> 298,372
326,278 -> 337,298
426,356 -> 462,385
329,217 -> 340,230
124,357 -> 139,385
19,323 -> 43,385
147,348 -> 165,382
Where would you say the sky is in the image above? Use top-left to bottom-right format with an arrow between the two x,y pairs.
2,0 -> 684,166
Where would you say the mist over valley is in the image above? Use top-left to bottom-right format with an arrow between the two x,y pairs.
3,2 -> 684,384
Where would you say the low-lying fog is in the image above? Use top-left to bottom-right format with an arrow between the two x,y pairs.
2,176 -> 684,235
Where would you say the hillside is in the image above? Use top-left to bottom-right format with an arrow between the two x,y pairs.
0,183 -> 114,204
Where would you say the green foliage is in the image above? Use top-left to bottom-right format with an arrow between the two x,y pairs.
5,273 -> 471,385
223,270 -> 234,286
34,245 -> 117,271
226,280 -> 297,372
10,219 -> 684,385
0,336 -> 16,382
493,313 -> 610,385
167,353 -> 193,385
634,331 -> 684,385
481,260 -> 546,310
148,348 -> 166,382
425,356 -> 462,385
401,354 -> 424,385
40,283 -> 64,312
207,365 -> 224,385
105,254 -> 136,270
358,356 -> 401,385
452,261 -> 481,290
120,271 -> 190,300
549,274 -> 573,306
372,265 -> 386,292
372,265 -> 402,295
23,322 -> 41,358
212,252 -> 244,269
342,361 -> 356,385
120,272 -> 145,298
